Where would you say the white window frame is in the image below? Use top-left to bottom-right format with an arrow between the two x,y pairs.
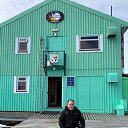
15,37 -> 31,54
14,76 -> 30,93
76,34 -> 103,52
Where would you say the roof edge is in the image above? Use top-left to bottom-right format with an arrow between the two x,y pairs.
61,0 -> 128,26
0,0 -> 128,28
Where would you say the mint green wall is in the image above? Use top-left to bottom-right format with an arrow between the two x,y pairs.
42,74 -> 121,113
0,0 -> 125,76
0,76 -> 41,111
0,0 -> 127,112
122,77 -> 128,112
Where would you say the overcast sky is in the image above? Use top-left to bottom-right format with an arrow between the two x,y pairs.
0,0 -> 128,23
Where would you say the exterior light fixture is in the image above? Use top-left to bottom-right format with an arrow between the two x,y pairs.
52,28 -> 59,36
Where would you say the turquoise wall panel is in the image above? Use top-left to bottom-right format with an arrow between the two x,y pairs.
122,77 -> 128,112
89,77 -> 103,109
77,76 -> 103,112
47,36 -> 64,50
0,76 -> 41,111
0,0 -> 126,113
75,75 -> 120,113
77,77 -> 89,109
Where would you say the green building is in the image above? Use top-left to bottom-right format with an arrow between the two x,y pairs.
0,0 -> 128,115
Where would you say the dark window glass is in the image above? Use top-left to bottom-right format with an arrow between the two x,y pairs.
18,42 -> 27,51
17,82 -> 26,91
80,40 -> 98,49
18,78 -> 26,80
81,36 -> 98,40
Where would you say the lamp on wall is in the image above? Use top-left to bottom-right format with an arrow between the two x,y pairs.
52,28 -> 59,36
52,67 -> 56,70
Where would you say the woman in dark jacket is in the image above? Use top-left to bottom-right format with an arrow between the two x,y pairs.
59,99 -> 85,128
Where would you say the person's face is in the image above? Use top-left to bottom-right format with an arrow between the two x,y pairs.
67,101 -> 74,110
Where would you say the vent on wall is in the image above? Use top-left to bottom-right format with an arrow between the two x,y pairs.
107,27 -> 117,38
107,73 -> 118,83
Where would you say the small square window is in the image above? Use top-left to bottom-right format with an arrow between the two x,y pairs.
18,42 -> 28,52
14,76 -> 30,93
15,37 -> 31,54
76,35 -> 103,52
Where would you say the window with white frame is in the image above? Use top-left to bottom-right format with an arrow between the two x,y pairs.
15,37 -> 31,54
14,76 -> 30,93
76,35 -> 103,52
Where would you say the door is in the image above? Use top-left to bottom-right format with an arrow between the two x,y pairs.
47,36 -> 63,50
77,76 -> 103,112
48,77 -> 62,107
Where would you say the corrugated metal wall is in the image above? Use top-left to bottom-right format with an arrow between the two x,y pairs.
0,0 -> 126,112
122,77 -> 128,112
0,0 -> 121,75
0,76 -> 41,111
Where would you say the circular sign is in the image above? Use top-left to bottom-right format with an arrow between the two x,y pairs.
46,10 -> 64,23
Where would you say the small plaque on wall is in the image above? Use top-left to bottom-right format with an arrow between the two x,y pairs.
67,77 -> 75,86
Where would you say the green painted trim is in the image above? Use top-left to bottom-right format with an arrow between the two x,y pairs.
0,0 -> 128,28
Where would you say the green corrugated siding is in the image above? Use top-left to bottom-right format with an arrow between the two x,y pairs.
0,0 -> 121,75
0,76 -> 41,111
0,0 -> 126,112
61,75 -> 120,113
122,77 -> 128,111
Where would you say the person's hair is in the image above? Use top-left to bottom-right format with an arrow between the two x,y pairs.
67,99 -> 75,103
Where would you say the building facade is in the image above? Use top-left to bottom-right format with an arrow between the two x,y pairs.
0,0 -> 128,115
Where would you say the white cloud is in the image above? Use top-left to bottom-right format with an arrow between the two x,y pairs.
0,0 -> 128,23
73,0 -> 128,21
0,0 -> 42,23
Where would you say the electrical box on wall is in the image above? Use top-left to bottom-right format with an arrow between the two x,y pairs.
107,73 -> 118,83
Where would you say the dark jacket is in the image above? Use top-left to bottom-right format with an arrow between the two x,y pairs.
59,106 -> 85,128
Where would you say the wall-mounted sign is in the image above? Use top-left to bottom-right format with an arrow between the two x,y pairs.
67,77 -> 75,86
46,10 -> 64,23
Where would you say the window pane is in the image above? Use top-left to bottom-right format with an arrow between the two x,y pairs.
81,36 -> 98,40
18,78 -> 26,80
18,82 -> 26,90
19,42 -> 27,51
19,38 -> 28,42
80,40 -> 98,49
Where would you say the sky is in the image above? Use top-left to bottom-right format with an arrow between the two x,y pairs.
0,0 -> 128,23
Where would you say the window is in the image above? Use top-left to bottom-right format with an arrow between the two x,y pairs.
14,76 -> 30,93
15,37 -> 31,54
76,35 -> 103,52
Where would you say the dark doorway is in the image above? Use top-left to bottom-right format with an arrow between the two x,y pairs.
48,77 -> 62,107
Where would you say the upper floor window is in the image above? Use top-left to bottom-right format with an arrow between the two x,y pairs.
15,37 -> 31,54
76,34 -> 103,52
14,76 -> 30,93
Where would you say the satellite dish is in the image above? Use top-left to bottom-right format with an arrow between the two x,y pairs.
50,54 -> 59,64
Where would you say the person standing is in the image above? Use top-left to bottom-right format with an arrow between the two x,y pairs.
59,99 -> 85,128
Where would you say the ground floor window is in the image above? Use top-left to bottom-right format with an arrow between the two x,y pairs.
14,76 -> 30,93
